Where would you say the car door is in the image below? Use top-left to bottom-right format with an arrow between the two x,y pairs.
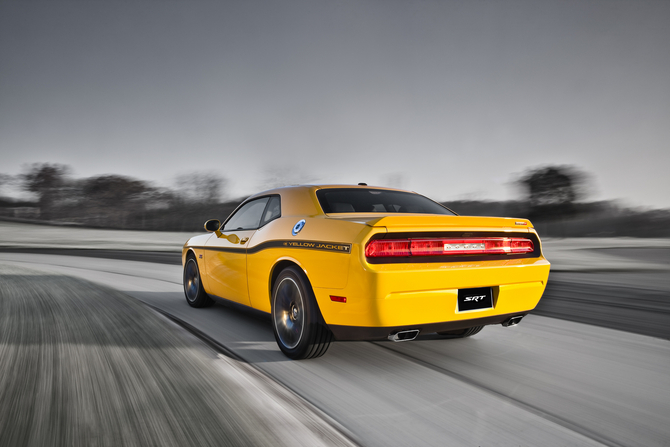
204,197 -> 270,306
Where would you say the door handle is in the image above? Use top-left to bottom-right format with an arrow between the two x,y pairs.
240,237 -> 249,244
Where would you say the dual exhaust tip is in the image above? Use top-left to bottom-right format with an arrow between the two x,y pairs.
388,316 -> 524,342
502,315 -> 524,327
388,329 -> 420,342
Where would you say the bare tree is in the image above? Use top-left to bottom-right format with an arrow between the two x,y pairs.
83,175 -> 148,206
174,171 -> 227,204
0,173 -> 12,196
517,165 -> 589,220
21,163 -> 71,220
82,175 -> 152,227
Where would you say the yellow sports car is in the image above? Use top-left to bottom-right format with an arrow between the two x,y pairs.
182,185 -> 550,359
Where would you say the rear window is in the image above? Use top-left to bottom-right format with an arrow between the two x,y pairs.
316,188 -> 455,215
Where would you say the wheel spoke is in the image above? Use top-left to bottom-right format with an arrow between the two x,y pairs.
185,260 -> 199,302
274,278 -> 304,349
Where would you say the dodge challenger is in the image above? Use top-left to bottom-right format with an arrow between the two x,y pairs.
182,184 -> 550,359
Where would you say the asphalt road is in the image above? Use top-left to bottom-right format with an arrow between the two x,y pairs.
2,253 -> 669,447
537,271 -> 670,340
0,262 -> 355,447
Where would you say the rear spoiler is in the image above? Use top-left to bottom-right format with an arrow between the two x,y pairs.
365,215 -> 533,231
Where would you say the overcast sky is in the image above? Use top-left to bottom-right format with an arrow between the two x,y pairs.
1,0 -> 669,207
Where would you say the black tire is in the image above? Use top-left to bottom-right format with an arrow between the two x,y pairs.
437,326 -> 484,338
271,266 -> 332,359
183,255 -> 214,308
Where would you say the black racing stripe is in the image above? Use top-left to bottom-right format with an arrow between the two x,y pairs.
249,240 -> 352,254
190,240 -> 352,255
189,245 -> 246,254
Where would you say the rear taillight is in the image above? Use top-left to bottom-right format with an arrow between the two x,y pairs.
365,238 -> 534,258
364,240 -> 410,257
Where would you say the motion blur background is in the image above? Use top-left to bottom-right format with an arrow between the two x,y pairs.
2,3 -> 670,445
1,0 -> 669,229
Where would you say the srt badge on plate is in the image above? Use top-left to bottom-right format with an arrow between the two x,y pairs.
458,287 -> 493,312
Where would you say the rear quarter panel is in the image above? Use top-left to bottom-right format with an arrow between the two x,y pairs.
246,215 -> 368,313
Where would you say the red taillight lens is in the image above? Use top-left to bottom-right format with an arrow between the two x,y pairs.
510,238 -> 534,253
364,240 -> 411,257
410,239 -> 445,256
365,237 -> 534,257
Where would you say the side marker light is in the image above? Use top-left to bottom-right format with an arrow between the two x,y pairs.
330,295 -> 347,303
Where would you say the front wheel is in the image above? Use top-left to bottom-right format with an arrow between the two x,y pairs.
183,256 -> 213,308
271,267 -> 332,359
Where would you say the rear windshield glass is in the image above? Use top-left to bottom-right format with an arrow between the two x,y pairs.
316,188 -> 455,215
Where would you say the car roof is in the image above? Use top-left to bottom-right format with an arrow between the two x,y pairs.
250,184 -> 412,196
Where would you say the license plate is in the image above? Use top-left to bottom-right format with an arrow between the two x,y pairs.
457,287 -> 493,312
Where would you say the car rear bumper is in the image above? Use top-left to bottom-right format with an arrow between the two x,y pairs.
313,257 -> 550,334
328,311 -> 529,341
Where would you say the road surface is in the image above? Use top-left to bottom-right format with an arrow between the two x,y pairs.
2,252 -> 669,447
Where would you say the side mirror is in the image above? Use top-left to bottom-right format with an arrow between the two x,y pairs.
204,219 -> 221,232
204,219 -> 238,242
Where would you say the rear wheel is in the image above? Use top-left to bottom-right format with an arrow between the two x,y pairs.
183,255 -> 213,308
272,267 -> 332,359
437,326 -> 484,338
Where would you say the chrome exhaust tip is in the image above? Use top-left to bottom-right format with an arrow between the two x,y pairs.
388,329 -> 420,342
502,316 -> 524,327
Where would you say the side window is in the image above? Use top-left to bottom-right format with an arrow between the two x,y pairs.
261,196 -> 281,226
223,198 -> 269,231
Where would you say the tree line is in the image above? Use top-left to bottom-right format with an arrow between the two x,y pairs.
447,165 -> 670,238
0,163 -> 240,231
1,163 -> 668,237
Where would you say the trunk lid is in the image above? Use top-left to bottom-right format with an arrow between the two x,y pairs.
328,214 -> 532,232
